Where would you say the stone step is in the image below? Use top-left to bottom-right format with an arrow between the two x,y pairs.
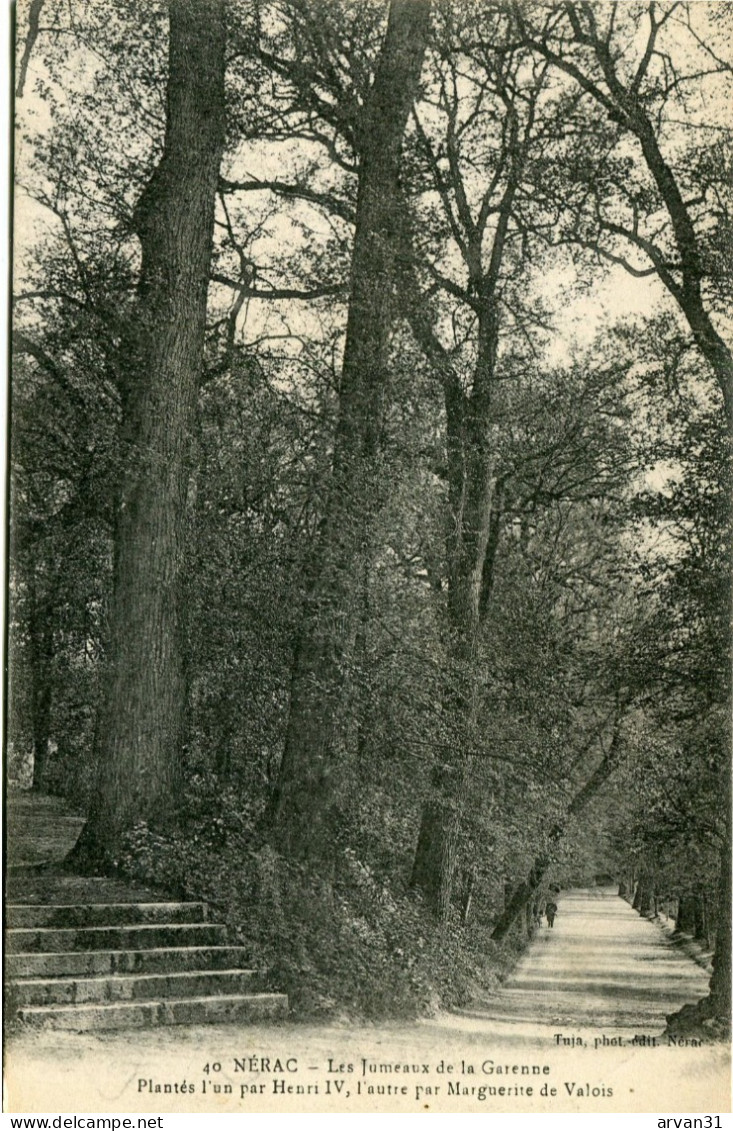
4,874 -> 168,905
6,812 -> 87,868
6,923 -> 227,954
16,993 -> 289,1031
12,968 -> 261,1007
5,793 -> 289,1031
7,945 -> 254,979
7,903 -> 208,929
7,791 -> 83,812
8,829 -> 86,866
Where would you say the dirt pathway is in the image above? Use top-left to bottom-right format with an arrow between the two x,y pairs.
467,886 -> 711,1031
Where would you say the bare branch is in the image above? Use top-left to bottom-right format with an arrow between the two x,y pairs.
630,1 -> 659,96
13,289 -> 87,308
411,105 -> 469,261
210,273 -> 347,301
220,175 -> 355,223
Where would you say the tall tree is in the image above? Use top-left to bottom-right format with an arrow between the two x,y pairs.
70,0 -> 227,869
265,0 -> 432,865
403,18 -> 549,914
511,6 -> 732,1015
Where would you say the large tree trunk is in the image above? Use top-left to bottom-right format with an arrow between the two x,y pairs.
693,891 -> 709,945
667,812 -> 732,1037
28,564 -> 56,791
708,811 -> 732,1018
674,893 -> 692,933
410,763 -> 462,918
69,0 -> 226,871
265,0 -> 431,866
409,305 -> 502,916
634,874 -> 655,918
6,539 -> 36,787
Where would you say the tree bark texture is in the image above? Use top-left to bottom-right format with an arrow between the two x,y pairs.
708,802 -> 732,1017
266,0 -> 431,865
634,875 -> 655,918
70,0 -> 226,869
675,894 -> 696,934
6,556 -> 37,786
29,569 -> 55,791
409,763 -> 461,918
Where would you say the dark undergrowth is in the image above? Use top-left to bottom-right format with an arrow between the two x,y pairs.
117,806 -> 526,1022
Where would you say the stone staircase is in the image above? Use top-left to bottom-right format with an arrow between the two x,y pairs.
5,793 -> 289,1031
6,791 -> 87,868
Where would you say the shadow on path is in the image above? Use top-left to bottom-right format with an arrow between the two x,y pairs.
461,887 -> 711,1031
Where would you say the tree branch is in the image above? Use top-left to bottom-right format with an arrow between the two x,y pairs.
14,330 -> 87,414
219,176 -> 355,224
210,273 -> 347,301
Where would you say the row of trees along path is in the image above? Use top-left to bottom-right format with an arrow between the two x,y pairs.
476,888 -> 711,1032
11,0 -> 731,1031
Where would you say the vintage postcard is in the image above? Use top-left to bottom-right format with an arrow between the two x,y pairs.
5,0 -> 732,1116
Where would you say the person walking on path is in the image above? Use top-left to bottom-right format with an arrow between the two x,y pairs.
545,899 -> 558,928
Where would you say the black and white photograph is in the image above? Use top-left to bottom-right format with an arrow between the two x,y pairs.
4,0 -> 732,1115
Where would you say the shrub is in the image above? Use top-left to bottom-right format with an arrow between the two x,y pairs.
118,804 -> 519,1021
